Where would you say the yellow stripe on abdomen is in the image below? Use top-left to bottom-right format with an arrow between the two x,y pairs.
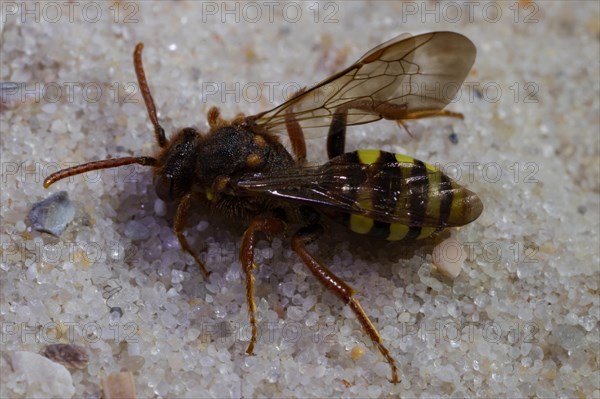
447,183 -> 464,225
417,227 -> 437,239
387,223 -> 409,240
350,214 -> 374,234
357,149 -> 382,165
394,153 -> 416,166
424,163 -> 442,228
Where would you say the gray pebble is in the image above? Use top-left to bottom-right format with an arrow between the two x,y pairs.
29,191 -> 75,236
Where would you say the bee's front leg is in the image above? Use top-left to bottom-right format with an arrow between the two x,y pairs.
239,217 -> 286,354
174,193 -> 210,277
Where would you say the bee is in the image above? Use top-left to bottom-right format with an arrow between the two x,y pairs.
44,31 -> 481,383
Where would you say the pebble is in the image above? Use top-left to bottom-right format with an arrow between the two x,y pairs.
28,191 -> 75,236
124,220 -> 151,241
101,372 -> 137,399
50,119 -> 67,135
555,325 -> 585,350
351,344 -> 366,362
41,343 -> 89,370
432,238 -> 466,279
10,351 -> 75,398
154,198 -> 167,216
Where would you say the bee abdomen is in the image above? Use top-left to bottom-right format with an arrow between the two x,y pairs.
323,149 -> 482,241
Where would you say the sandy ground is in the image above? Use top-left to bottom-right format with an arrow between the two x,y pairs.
1,1 -> 599,398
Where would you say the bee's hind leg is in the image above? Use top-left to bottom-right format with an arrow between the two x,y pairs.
291,224 -> 400,384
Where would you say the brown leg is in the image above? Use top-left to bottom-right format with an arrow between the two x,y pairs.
207,106 -> 223,129
174,193 -> 210,277
327,110 -> 348,159
284,88 -> 308,165
403,109 -> 464,120
291,225 -> 399,384
326,94 -> 467,158
397,109 -> 464,138
239,217 -> 286,354
285,111 -> 307,165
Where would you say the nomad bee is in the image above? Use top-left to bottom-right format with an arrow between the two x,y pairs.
44,31 -> 482,383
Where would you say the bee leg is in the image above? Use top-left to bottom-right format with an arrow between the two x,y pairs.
327,106 -> 464,159
396,109 -> 465,136
240,217 -> 286,354
207,106 -> 225,129
232,112 -> 246,124
284,107 -> 307,165
327,110 -> 347,159
174,193 -> 210,277
291,224 -> 399,384
403,109 -> 464,120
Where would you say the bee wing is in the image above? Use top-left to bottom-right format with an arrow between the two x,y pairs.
234,159 -> 479,228
248,31 -> 476,136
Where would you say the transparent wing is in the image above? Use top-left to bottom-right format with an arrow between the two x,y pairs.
234,159 -> 479,228
247,31 -> 476,138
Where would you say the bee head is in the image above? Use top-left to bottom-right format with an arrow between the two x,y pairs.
153,128 -> 202,201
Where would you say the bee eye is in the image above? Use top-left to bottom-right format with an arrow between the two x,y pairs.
154,175 -> 176,201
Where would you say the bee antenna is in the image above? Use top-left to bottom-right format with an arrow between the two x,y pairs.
134,43 -> 167,148
43,156 -> 157,188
